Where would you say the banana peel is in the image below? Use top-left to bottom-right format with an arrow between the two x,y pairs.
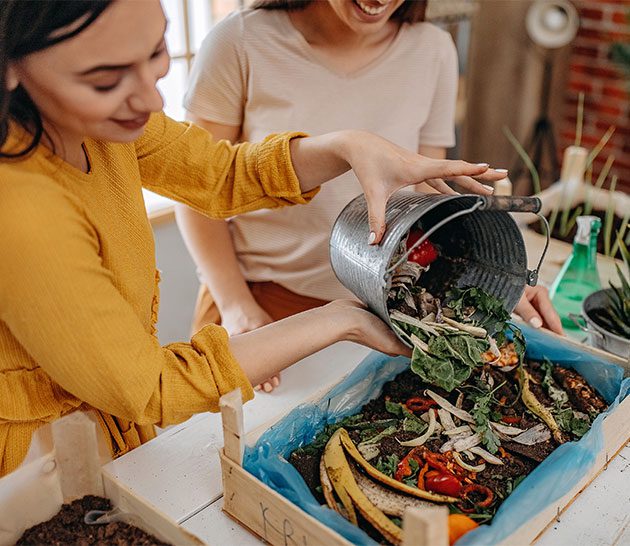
323,429 -> 358,524
319,456 -> 348,519
518,367 -> 566,444
324,429 -> 403,545
338,428 -> 458,503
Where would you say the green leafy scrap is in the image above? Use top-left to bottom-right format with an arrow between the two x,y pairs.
540,360 -> 591,438
374,453 -> 400,478
469,382 -> 504,454
410,346 -> 471,392
359,425 -> 398,445
446,287 -> 511,332
403,416 -> 428,434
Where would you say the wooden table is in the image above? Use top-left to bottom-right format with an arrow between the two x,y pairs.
103,228 -> 629,544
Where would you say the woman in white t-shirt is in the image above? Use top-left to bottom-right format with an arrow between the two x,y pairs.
177,0 -> 562,391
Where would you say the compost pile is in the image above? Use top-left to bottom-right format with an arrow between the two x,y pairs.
289,227 -> 608,545
16,496 -> 171,546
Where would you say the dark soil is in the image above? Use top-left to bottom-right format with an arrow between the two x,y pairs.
16,496 -> 170,546
528,207 -> 625,259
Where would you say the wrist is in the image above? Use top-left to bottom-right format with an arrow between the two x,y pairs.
216,293 -> 261,318
323,300 -> 365,344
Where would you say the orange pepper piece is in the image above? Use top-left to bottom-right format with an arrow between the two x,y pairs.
448,514 -> 479,545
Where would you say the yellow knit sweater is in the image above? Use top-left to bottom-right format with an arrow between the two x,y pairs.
0,113 -> 317,477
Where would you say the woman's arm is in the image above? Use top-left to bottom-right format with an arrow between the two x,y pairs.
0,180 -> 407,426
174,117 -> 273,335
229,300 -> 409,386
289,131 -> 505,242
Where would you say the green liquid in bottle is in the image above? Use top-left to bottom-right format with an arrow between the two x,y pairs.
549,216 -> 601,339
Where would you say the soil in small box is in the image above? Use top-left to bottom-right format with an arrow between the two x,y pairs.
529,207 -> 626,258
17,495 -> 171,546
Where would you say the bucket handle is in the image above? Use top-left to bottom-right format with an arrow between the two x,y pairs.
386,196 -> 550,287
568,313 -> 604,339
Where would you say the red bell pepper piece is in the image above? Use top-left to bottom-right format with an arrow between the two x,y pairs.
405,396 -> 438,413
425,470 -> 463,497
406,229 -> 439,267
458,484 -> 495,512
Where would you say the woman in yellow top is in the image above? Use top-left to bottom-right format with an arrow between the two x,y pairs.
0,0 -> 505,477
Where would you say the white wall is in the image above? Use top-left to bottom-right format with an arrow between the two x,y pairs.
153,220 -> 200,344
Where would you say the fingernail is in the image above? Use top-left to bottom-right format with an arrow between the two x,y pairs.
263,383 -> 273,393
254,385 -> 261,391
529,317 -> 543,328
495,168 -> 509,173
476,163 -> 489,168
368,231 -> 376,245
483,184 -> 494,192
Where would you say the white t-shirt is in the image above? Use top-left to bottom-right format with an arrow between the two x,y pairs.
184,9 -> 457,300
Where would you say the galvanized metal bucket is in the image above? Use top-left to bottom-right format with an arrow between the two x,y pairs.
330,193 -> 548,338
569,289 -> 630,361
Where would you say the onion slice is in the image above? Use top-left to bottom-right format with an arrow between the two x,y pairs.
510,423 -> 551,445
491,422 -> 526,436
410,333 -> 430,353
452,452 -> 486,473
453,433 -> 482,452
390,311 -> 440,336
399,409 -> 436,447
469,446 -> 504,465
441,316 -> 487,337
443,425 -> 472,436
438,409 -> 456,431
425,390 -> 474,424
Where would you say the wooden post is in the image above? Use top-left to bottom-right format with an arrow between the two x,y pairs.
219,389 -> 245,466
51,412 -> 105,501
402,505 -> 449,546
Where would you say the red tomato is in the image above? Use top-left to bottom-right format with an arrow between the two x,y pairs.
406,229 -> 438,267
424,470 -> 462,497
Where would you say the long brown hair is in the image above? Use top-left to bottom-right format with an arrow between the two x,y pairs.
0,0 -> 112,159
250,0 -> 427,23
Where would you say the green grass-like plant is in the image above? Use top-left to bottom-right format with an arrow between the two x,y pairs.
594,237 -> 630,338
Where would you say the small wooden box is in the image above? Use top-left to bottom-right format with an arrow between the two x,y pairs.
0,412 -> 204,546
219,334 -> 629,546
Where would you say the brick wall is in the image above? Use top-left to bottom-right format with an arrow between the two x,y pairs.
560,0 -> 630,193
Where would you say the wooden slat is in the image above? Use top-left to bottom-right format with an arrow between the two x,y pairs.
220,389 -> 245,465
220,450 -> 353,546
102,471 -> 205,545
402,506 -> 448,546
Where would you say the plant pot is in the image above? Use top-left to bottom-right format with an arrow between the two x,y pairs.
570,288 -> 630,361
516,181 -> 629,260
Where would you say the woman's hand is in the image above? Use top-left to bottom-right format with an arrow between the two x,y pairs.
290,131 -> 508,245
335,300 -> 412,357
228,300 -> 410,387
222,303 -> 281,393
338,131 -> 508,244
514,285 -> 564,335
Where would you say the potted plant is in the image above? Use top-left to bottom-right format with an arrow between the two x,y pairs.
573,239 -> 630,359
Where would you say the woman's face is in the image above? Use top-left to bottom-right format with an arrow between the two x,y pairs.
9,0 -> 169,144
327,0 -> 406,34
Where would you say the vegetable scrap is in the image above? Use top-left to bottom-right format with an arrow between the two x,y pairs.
289,225 -> 608,545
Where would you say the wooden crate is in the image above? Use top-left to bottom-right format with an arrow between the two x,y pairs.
0,412 -> 204,546
219,333 -> 630,546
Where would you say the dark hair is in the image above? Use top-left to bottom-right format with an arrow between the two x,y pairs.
0,0 -> 112,159
250,0 -> 427,23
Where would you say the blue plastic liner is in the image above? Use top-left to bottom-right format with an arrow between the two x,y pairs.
244,325 -> 629,545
